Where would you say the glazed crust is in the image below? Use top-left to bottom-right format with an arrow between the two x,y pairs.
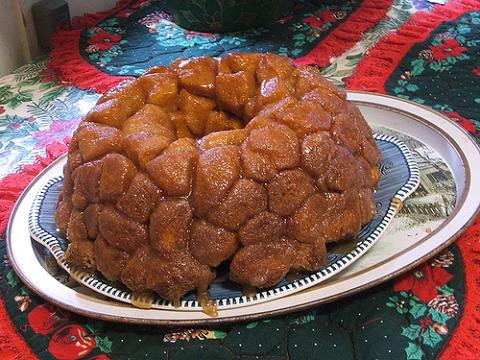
56,53 -> 381,303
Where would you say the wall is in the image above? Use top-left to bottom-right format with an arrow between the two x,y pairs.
22,0 -> 42,61
66,0 -> 117,17
0,0 -> 29,77
0,0 -> 118,77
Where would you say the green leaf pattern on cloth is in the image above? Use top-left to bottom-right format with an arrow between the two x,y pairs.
79,0 -> 365,78
405,342 -> 424,360
95,336 -> 113,353
321,0 -> 417,85
429,308 -> 451,325
385,251 -> 461,358
422,327 -> 443,348
387,11 -> 480,140
401,324 -> 422,340
0,59 -> 98,179
409,301 -> 427,319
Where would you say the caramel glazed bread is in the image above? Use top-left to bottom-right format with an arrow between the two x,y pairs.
55,53 -> 381,305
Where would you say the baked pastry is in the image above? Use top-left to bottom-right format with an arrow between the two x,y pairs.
55,53 -> 381,305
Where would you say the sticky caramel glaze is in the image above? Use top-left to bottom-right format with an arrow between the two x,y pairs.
56,53 -> 381,310
197,291 -> 218,317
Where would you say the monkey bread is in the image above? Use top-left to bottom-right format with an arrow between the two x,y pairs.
55,53 -> 381,305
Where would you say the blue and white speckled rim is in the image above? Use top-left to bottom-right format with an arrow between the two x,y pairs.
27,133 -> 420,311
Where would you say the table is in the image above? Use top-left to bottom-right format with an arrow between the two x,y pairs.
1,0 -> 479,359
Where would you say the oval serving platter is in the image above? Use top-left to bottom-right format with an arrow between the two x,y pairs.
28,133 -> 419,311
7,92 -> 480,325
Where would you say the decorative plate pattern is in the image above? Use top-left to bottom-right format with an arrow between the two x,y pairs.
28,134 -> 420,311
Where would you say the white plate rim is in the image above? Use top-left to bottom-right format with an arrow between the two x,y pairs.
6,91 -> 480,325
26,134 -> 419,311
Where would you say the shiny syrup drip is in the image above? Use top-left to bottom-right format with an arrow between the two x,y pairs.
197,291 -> 218,317
131,292 -> 155,309
391,197 -> 404,213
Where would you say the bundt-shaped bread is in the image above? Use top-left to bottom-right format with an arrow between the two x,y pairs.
55,53 -> 381,304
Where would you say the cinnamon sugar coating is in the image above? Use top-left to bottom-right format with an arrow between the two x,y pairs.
57,53 -> 381,304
